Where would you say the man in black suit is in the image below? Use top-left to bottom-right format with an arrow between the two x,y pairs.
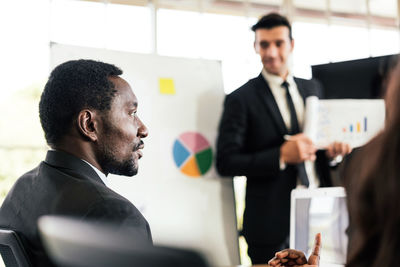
0,60 -> 152,266
216,13 -> 351,264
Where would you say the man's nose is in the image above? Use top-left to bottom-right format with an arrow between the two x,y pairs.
137,118 -> 148,138
266,44 -> 278,57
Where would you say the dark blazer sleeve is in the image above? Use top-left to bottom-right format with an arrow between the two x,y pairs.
216,86 -> 281,178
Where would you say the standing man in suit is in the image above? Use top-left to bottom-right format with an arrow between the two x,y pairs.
0,60 -> 152,266
216,13 -> 351,264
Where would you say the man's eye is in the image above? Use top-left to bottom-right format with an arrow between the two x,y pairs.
259,42 -> 269,49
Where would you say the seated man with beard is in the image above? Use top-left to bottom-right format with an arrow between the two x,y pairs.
0,59 -> 152,266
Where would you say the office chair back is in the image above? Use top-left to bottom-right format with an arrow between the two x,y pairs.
0,229 -> 31,267
38,215 -> 210,267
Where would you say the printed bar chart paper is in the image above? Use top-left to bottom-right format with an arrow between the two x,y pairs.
303,98 -> 385,148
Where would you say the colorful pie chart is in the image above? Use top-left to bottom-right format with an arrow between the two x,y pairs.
173,132 -> 213,177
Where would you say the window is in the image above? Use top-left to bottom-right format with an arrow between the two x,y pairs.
369,0 -> 398,18
50,0 -> 106,48
0,0 -> 49,203
105,4 -> 152,53
370,27 -> 400,57
294,0 -> 327,11
157,9 -> 202,58
199,13 -> 258,93
292,22 -> 330,78
330,0 -> 367,15
328,25 -> 370,62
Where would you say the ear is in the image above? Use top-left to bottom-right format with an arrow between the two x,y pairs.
76,109 -> 98,142
290,38 -> 295,52
254,41 -> 258,53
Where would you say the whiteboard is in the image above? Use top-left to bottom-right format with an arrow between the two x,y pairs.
50,44 -> 239,266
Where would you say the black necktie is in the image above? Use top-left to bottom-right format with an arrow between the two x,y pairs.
281,81 -> 299,135
281,81 -> 309,187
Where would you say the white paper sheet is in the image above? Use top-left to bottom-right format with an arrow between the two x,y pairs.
303,98 -> 385,148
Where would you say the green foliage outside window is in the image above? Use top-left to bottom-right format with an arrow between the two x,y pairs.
0,83 -> 47,204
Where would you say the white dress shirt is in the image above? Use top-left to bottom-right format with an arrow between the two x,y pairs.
261,69 -> 319,188
82,159 -> 108,186
262,69 -> 304,132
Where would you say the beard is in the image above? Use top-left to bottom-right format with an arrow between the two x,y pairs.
97,114 -> 143,177
98,145 -> 138,177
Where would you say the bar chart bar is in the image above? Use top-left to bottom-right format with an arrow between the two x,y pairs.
364,117 -> 367,132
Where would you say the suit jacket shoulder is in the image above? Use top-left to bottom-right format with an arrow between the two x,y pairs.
228,75 -> 264,99
294,77 -> 324,99
229,75 -> 324,102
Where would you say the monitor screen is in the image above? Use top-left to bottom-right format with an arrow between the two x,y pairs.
312,54 -> 398,99
291,188 -> 348,266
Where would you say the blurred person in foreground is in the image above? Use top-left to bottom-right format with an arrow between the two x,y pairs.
343,60 -> 400,267
0,60 -> 151,266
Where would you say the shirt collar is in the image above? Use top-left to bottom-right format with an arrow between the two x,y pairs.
81,159 -> 108,186
261,68 -> 295,88
45,150 -> 104,185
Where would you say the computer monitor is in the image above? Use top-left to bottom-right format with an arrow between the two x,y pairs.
290,187 -> 348,267
312,54 -> 398,99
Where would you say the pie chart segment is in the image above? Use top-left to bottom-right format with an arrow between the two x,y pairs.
195,148 -> 213,175
173,139 -> 191,168
180,155 -> 201,177
172,132 -> 213,178
179,132 -> 210,153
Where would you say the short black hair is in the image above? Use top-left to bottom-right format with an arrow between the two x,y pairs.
251,13 -> 293,40
39,59 -> 123,146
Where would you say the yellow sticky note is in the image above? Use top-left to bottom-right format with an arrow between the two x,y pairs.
159,78 -> 176,95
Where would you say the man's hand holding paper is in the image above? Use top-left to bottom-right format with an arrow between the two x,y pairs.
280,134 -> 351,164
280,133 -> 317,164
324,141 -> 352,159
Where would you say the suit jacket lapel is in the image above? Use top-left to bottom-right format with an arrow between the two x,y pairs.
294,77 -> 307,104
255,74 -> 288,136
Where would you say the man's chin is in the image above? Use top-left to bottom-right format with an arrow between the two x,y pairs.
124,169 -> 138,177
104,161 -> 138,177
126,164 -> 138,176
110,168 -> 138,177
264,66 -> 281,75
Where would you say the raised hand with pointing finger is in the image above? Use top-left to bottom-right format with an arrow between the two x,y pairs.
268,233 -> 321,267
